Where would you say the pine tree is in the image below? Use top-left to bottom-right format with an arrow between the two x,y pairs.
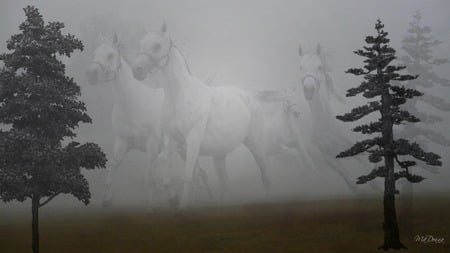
398,10 -> 450,164
395,10 -> 450,238
336,20 -> 442,250
0,6 -> 107,253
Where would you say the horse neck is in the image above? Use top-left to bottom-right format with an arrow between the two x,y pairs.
161,46 -> 201,103
112,56 -> 143,108
308,91 -> 334,127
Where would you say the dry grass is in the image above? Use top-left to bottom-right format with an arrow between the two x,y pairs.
0,195 -> 449,253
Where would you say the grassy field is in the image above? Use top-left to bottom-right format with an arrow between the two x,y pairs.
0,195 -> 449,253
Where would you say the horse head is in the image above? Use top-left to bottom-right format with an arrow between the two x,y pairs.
298,43 -> 326,101
132,23 -> 172,83
298,43 -> 340,102
86,34 -> 122,85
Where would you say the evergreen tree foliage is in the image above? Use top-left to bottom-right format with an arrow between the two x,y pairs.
0,6 -> 107,253
397,11 -> 450,170
336,20 -> 442,250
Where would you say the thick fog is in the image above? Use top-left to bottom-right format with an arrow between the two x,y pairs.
1,0 -> 449,212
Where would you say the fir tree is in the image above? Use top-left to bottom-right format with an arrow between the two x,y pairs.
336,20 -> 442,250
0,6 -> 106,253
398,10 -> 450,166
395,10 -> 450,237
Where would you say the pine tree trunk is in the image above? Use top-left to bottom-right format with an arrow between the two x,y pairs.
380,87 -> 406,250
379,156 -> 407,250
32,195 -> 40,253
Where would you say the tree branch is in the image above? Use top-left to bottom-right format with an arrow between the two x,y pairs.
336,101 -> 380,122
39,192 -> 60,208
356,166 -> 386,184
336,137 -> 381,158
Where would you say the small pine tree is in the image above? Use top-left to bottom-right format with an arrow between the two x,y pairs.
0,6 -> 106,253
336,20 -> 442,250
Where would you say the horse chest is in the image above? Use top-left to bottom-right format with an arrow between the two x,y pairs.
164,98 -> 205,138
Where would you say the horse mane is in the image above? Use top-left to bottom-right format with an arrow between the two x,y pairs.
171,41 -> 193,77
171,40 -> 219,86
318,51 -> 345,103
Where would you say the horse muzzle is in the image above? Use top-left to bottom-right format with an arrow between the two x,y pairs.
132,55 -> 152,81
303,76 -> 317,101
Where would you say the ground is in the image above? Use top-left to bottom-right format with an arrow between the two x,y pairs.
0,195 -> 448,253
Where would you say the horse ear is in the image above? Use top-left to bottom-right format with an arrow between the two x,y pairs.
316,43 -> 322,55
161,21 -> 167,34
298,45 -> 303,56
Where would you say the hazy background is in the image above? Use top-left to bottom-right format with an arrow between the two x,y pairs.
1,0 -> 449,213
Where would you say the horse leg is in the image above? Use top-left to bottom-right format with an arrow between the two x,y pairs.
103,137 -> 129,207
179,128 -> 204,209
145,133 -> 161,210
294,135 -> 318,172
156,140 -> 178,207
195,160 -> 214,202
244,135 -> 271,194
213,155 -> 229,203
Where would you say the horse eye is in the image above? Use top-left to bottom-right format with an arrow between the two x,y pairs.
107,53 -> 114,60
153,43 -> 161,52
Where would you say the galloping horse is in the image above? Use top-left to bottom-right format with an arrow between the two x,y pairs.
132,24 -> 271,208
86,35 -> 166,207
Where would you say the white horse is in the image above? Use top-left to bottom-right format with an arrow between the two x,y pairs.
298,43 -> 380,192
86,35 -> 212,208
132,24 -> 271,208
86,35 -> 166,207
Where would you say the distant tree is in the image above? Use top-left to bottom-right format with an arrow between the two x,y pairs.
0,6 -> 106,253
396,10 -> 450,236
336,20 -> 442,250
398,10 -> 450,163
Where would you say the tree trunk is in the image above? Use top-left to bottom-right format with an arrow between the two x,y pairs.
32,195 -> 40,253
379,155 -> 407,250
379,85 -> 407,250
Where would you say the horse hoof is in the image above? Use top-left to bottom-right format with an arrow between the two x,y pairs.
102,200 -> 113,208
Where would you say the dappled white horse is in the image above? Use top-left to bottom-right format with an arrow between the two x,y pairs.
298,44 -> 379,192
132,24 -> 271,208
86,35 -> 165,207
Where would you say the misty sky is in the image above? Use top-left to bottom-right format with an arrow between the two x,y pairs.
1,0 -> 449,212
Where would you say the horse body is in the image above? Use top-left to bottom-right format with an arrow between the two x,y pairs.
163,79 -> 254,159
133,27 -> 270,208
